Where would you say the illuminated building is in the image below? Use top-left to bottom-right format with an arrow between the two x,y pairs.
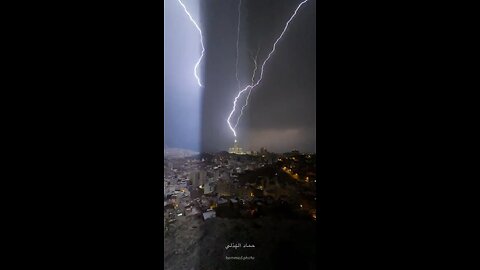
228,139 -> 245,155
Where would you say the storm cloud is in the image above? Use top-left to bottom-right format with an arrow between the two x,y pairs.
165,0 -> 316,153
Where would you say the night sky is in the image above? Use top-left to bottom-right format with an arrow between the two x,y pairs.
165,0 -> 316,153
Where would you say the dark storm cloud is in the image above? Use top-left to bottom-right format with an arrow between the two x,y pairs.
244,126 -> 316,153
199,0 -> 316,153
164,0 -> 315,153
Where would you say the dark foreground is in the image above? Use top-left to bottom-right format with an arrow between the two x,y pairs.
164,215 -> 316,270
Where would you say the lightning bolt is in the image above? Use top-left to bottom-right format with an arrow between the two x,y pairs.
234,48 -> 259,129
176,0 -> 205,87
250,47 -> 260,85
227,0 -> 310,137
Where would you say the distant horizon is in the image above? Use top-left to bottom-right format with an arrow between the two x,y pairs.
164,145 -> 316,155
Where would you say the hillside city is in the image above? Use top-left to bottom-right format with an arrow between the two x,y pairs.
164,146 -> 317,269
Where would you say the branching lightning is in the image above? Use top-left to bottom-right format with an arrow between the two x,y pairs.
234,48 -> 259,129
250,47 -> 260,85
227,0 -> 310,137
177,0 -> 205,87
